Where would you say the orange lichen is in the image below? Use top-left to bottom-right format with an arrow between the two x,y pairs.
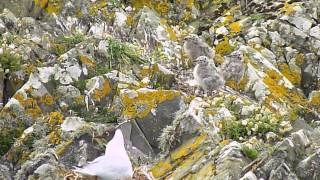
40,94 -> 54,106
79,55 -> 96,66
14,92 -> 25,103
48,111 -> 64,125
25,106 -> 42,118
92,80 -> 111,101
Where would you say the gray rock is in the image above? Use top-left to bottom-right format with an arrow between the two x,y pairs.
0,163 -> 13,180
291,130 -> 311,149
214,141 -> 248,180
296,149 -> 320,180
310,25 -> 320,39
239,171 -> 258,180
0,9 -> 18,29
136,95 -> 184,153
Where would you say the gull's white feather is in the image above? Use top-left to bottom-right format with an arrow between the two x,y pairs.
73,129 -> 133,180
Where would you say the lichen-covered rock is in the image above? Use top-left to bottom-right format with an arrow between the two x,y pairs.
1,0 -> 320,179
120,88 -> 183,151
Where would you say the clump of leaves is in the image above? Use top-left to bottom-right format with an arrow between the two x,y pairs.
250,13 -> 265,21
0,49 -> 21,72
73,79 -> 87,92
241,145 -> 259,160
0,128 -> 25,156
106,37 -> 147,70
52,32 -> 84,55
220,112 -> 280,140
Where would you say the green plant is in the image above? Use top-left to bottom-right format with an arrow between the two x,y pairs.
0,128 -> 25,156
250,13 -> 265,21
241,145 -> 259,160
220,112 -> 280,140
52,32 -> 84,55
0,49 -> 21,72
73,79 -> 87,92
106,37 -> 146,70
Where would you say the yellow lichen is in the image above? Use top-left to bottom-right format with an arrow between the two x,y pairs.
214,54 -> 225,65
56,140 -> 73,157
79,55 -> 96,66
215,37 -> 234,55
166,27 -> 178,41
310,92 -> 320,106
263,69 -> 306,108
126,15 -> 134,26
25,106 -> 42,118
281,2 -> 296,15
155,1 -> 169,16
40,94 -> 54,106
14,92 -> 25,103
229,21 -> 241,33
170,134 -> 206,160
48,129 -> 61,145
186,0 -> 194,9
150,134 -> 206,178
184,162 -> 215,179
120,89 -> 180,119
131,0 -> 152,10
92,80 -> 111,102
23,64 -> 37,74
169,150 -> 204,179
34,0 -> 48,8
279,63 -> 301,86
34,0 -> 62,14
226,75 -> 249,92
48,111 -> 64,125
295,53 -> 305,66
224,15 -> 233,23
75,95 -> 85,104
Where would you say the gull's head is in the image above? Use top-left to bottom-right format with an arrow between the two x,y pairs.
105,129 -> 125,155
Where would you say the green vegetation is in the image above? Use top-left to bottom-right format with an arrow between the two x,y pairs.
86,37 -> 147,77
0,49 -> 21,72
220,113 -> 280,140
106,37 -> 146,69
52,32 -> 84,55
0,127 -> 25,156
250,13 -> 265,21
73,79 -> 87,92
241,145 -> 259,160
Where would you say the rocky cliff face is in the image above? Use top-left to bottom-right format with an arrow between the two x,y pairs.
0,0 -> 320,179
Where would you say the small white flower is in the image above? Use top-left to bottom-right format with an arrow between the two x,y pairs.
241,119 -> 248,126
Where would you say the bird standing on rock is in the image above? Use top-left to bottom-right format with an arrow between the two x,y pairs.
183,34 -> 214,61
193,56 -> 225,95
73,129 -> 133,180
